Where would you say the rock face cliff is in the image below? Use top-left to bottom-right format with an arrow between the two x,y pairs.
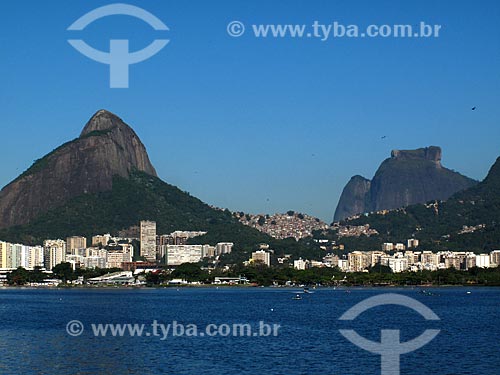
333,146 -> 477,221
0,110 -> 157,228
333,175 -> 371,223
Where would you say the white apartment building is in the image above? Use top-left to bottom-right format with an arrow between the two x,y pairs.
166,245 -> 203,266
294,258 -> 309,270
216,242 -> 234,256
338,259 -> 349,272
43,240 -> 66,270
475,254 -> 490,268
490,250 -> 500,266
348,251 -> 369,272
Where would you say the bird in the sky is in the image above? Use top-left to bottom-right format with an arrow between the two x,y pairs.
471,107 -> 476,110
381,135 -> 387,139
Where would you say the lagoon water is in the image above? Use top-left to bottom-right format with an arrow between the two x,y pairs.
0,287 -> 498,375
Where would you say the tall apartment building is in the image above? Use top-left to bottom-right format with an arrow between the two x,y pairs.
216,242 -> 234,256
43,240 -> 66,270
382,243 -> 394,251
490,250 -> 500,266
11,244 -> 23,268
66,236 -> 87,253
92,234 -> 112,247
251,250 -> 271,267
421,251 -> 439,266
348,251 -> 369,272
156,234 -> 174,260
369,251 -> 386,267
407,239 -> 420,248
140,221 -> 157,261
0,241 -> 8,268
0,242 -> 43,269
24,245 -> 44,269
202,245 -> 216,258
475,254 -> 490,268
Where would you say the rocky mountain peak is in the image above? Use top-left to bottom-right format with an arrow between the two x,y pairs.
0,110 -> 157,228
80,110 -> 126,137
391,146 -> 442,166
334,146 -> 477,221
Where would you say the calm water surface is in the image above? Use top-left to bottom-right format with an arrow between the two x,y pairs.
0,287 -> 498,375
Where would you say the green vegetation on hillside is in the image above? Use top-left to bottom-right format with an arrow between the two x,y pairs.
0,170 -> 318,261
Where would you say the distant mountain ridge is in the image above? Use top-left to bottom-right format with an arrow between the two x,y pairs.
343,156 -> 500,252
334,146 -> 477,221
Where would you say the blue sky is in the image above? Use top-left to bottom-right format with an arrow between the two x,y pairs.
0,0 -> 499,222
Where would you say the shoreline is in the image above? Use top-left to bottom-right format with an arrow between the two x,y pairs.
1,284 -> 499,290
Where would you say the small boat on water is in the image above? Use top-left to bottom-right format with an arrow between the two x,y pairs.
419,289 -> 436,296
292,294 -> 302,300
